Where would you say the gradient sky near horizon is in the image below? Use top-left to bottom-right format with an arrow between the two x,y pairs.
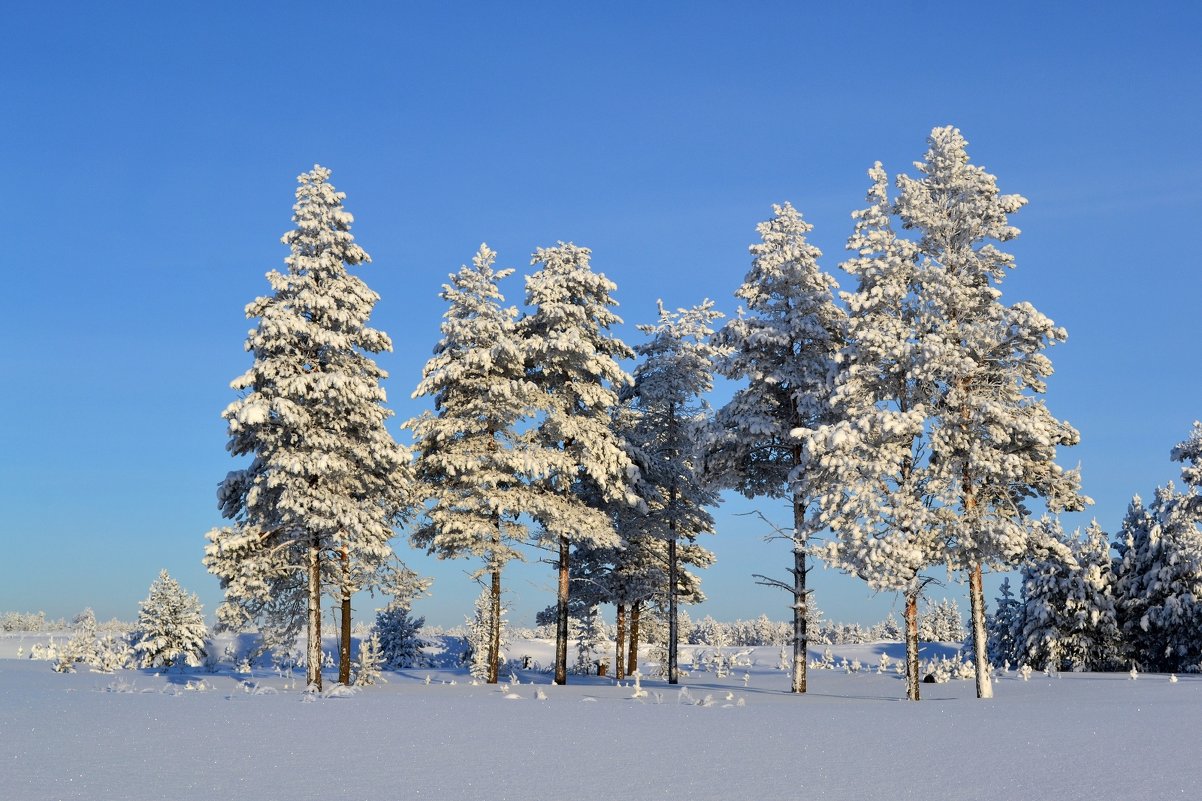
2,1 -> 1199,629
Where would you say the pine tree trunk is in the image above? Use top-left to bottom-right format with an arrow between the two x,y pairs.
306,539 -> 322,691
668,504 -> 679,685
488,564 -> 502,685
905,582 -> 921,701
338,547 -> 351,686
614,604 -> 626,681
554,534 -> 570,685
969,562 -> 993,698
627,601 -> 640,675
791,498 -> 808,694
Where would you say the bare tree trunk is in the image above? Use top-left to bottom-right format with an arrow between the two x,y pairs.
969,562 -> 992,698
338,547 -> 352,686
614,604 -> 626,681
667,500 -> 679,685
627,601 -> 640,675
791,498 -> 808,694
554,535 -> 570,685
905,582 -> 921,701
306,539 -> 322,691
488,564 -> 502,684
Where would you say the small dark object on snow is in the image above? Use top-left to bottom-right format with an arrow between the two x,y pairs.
922,673 -> 937,684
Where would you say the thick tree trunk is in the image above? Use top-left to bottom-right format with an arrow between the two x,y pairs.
791,498 -> 808,694
905,582 -> 921,701
969,562 -> 992,698
306,540 -> 322,691
488,564 -> 502,684
627,601 -> 641,675
554,535 -> 570,685
338,547 -> 352,686
667,503 -> 679,685
614,604 -> 626,681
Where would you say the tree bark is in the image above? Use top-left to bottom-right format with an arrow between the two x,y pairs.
667,500 -> 679,685
306,539 -> 322,691
791,497 -> 808,694
554,534 -> 570,685
338,547 -> 352,686
614,604 -> 626,681
969,562 -> 993,698
488,563 -> 502,684
627,600 -> 641,675
905,582 -> 921,701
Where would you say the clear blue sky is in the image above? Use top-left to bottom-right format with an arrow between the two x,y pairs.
2,1 -> 1199,629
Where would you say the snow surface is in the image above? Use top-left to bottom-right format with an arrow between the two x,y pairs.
1,634 -> 1196,801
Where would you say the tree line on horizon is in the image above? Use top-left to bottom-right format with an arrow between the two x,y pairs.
201,126 -> 1202,698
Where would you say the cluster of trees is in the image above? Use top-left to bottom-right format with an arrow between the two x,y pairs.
990,426 -> 1202,673
204,127 -> 1166,699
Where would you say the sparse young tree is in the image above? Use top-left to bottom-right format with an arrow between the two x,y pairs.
407,244 -> 537,683
132,570 -> 207,669
895,127 -> 1087,698
711,202 -> 845,694
204,166 -> 412,690
520,243 -> 634,684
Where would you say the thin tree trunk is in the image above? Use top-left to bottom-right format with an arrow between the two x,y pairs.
969,562 -> 992,698
488,563 -> 502,684
791,497 -> 808,694
668,498 -> 679,685
905,582 -> 921,701
306,539 -> 322,691
338,547 -> 352,686
614,604 -> 626,681
627,600 -> 641,675
554,534 -> 570,685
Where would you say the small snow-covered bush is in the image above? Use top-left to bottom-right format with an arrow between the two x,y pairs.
131,570 -> 207,669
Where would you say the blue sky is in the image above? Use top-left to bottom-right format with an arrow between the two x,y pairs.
2,2 -> 1199,629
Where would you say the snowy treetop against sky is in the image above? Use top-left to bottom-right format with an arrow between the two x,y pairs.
1,2 -> 1199,627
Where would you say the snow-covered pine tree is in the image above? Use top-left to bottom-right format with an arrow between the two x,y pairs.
624,300 -> 724,684
895,127 -> 1087,698
204,166 -> 413,690
710,202 -> 845,695
407,244 -> 538,684
63,608 -> 100,666
132,570 -> 208,669
986,576 -> 1024,667
1113,484 -> 1202,672
519,243 -> 634,685
353,632 -> 384,686
374,601 -> 426,669
465,586 -> 508,680
1172,422 -> 1202,511
574,605 -> 604,675
802,163 -> 941,700
1018,520 -> 1120,672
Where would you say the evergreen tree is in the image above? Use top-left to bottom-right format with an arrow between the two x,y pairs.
1113,485 -> 1202,672
625,300 -> 724,684
465,587 -> 508,680
204,166 -> 413,690
132,570 -> 207,669
1019,521 -> 1120,672
895,127 -> 1087,698
986,577 -> 1023,667
374,601 -> 427,669
1172,421 -> 1202,513
710,202 -> 845,694
407,244 -> 537,683
520,243 -> 634,685
802,163 -> 940,700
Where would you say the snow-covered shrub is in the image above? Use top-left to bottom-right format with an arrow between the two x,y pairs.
131,571 -> 208,669
91,634 -> 133,673
63,608 -> 101,665
375,602 -> 427,669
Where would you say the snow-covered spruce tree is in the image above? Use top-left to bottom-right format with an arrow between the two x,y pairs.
519,243 -> 634,685
1113,485 -> 1202,672
374,601 -> 426,669
1172,422 -> 1202,510
802,164 -> 942,700
895,127 -> 1086,698
986,577 -> 1024,667
710,202 -> 845,694
465,587 -> 508,680
407,244 -> 537,684
1018,520 -> 1120,672
574,604 -> 604,675
63,608 -> 100,666
132,570 -> 208,669
623,300 -> 724,684
204,166 -> 413,690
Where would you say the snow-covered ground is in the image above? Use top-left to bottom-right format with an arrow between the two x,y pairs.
1,633 -> 1196,801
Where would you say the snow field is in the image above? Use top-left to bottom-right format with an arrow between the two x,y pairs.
2,637 -> 1197,801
